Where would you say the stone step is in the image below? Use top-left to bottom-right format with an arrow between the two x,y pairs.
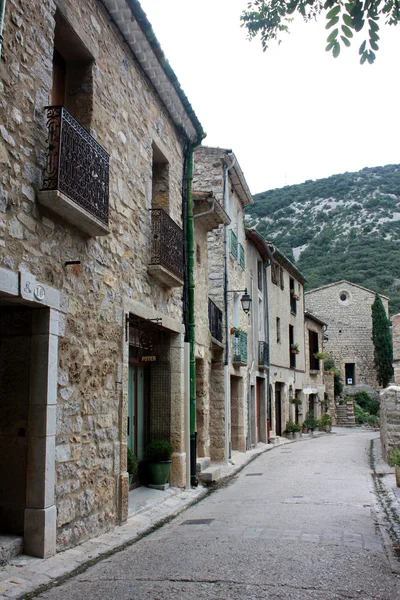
198,466 -> 221,484
196,457 -> 211,473
0,535 -> 23,563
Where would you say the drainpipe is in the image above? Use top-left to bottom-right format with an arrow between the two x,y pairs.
223,153 -> 236,461
246,274 -> 255,450
186,132 -> 205,487
0,0 -> 6,58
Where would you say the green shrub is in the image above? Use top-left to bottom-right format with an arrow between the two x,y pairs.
389,448 -> 400,467
320,413 -> 332,427
127,448 -> 138,475
354,406 -> 368,424
285,421 -> 302,433
367,414 -> 379,427
147,439 -> 174,462
354,391 -> 380,415
304,411 -> 318,431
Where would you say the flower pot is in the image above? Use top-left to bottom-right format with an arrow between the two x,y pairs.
291,350 -> 299,355
324,425 -> 331,433
148,460 -> 172,485
294,431 -> 301,440
395,465 -> 400,488
302,427 -> 308,434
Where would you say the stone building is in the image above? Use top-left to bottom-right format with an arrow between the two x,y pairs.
245,228 -> 273,445
267,246 -> 307,436
305,281 -> 389,393
303,312 -> 327,421
193,146 -> 253,461
0,0 -> 203,557
391,313 -> 400,385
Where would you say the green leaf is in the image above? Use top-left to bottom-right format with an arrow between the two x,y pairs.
370,30 -> 380,42
326,5 -> 341,19
343,14 -> 353,27
325,41 -> 335,51
359,40 -> 366,55
341,24 -> 353,38
326,16 -> 339,29
327,27 -> 339,43
332,41 -> 341,58
370,39 -> 379,51
340,35 -> 351,47
360,53 -> 367,64
367,50 -> 376,64
369,19 -> 379,32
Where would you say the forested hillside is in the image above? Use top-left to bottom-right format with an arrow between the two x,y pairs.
245,165 -> 400,315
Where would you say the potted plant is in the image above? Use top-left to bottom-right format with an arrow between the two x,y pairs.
291,343 -> 299,354
319,413 -> 332,432
127,448 -> 138,486
314,352 -> 329,361
389,448 -> 400,487
147,439 -> 174,486
303,411 -> 318,435
291,396 -> 302,407
284,420 -> 297,439
290,289 -> 300,301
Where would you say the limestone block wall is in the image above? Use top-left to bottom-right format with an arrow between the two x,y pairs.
392,313 -> 400,385
306,282 -> 389,390
380,386 -> 400,462
0,0 -> 187,551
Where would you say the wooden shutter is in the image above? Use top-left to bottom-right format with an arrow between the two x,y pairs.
271,263 -> 277,284
280,267 -> 284,290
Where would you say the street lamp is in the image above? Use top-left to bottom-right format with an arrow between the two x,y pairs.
228,288 -> 252,315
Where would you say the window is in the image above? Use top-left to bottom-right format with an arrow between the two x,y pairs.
271,263 -> 277,284
276,317 -> 281,343
289,324 -> 296,368
290,278 -> 297,315
52,11 -> 94,129
309,330 -> 319,370
280,267 -> 284,290
257,261 -> 263,291
152,143 -> 170,211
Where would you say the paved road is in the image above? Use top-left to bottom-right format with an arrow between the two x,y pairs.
37,429 -> 400,599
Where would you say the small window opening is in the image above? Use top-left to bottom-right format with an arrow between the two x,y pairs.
151,143 -> 170,212
345,363 -> 355,385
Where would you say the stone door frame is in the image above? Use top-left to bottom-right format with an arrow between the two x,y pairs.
0,267 -> 63,557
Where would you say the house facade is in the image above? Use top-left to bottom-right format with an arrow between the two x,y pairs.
0,0 -> 203,557
303,312 -> 327,421
305,280 -> 389,393
267,247 -> 307,437
193,146 -> 253,460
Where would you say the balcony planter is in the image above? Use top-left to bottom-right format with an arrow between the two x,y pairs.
291,349 -> 299,355
148,209 -> 184,287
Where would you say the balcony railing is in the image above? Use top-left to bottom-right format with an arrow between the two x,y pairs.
230,229 -> 238,260
233,330 -> 248,365
149,209 -> 184,286
40,106 -> 109,232
239,244 -> 245,270
208,299 -> 223,343
258,341 -> 269,368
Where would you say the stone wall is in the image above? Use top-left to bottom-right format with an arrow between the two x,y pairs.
392,313 -> 400,385
306,282 -> 389,390
0,0 -> 187,551
380,386 -> 400,462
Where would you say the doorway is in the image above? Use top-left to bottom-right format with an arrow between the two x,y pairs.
128,363 -> 148,463
275,383 -> 282,436
345,363 -> 356,385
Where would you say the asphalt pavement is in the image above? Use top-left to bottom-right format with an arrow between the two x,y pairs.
34,429 -> 400,599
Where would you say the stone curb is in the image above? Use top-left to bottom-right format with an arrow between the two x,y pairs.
370,437 -> 400,575
0,433 -> 327,600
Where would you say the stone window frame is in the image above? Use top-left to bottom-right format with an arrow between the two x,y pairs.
338,290 -> 351,305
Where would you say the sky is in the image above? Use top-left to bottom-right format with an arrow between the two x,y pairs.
140,1 -> 400,194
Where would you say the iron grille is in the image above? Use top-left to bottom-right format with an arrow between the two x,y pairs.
233,330 -> 248,364
149,209 -> 184,281
239,244 -> 245,270
208,298 -> 223,343
230,229 -> 238,260
41,106 -> 109,225
258,341 -> 269,367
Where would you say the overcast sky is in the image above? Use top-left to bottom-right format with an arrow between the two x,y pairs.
140,0 -> 400,194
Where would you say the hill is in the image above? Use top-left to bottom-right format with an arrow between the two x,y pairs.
245,164 -> 400,315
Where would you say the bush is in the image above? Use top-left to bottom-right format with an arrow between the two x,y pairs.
147,439 -> 174,462
367,414 -> 379,427
354,391 -> 380,415
320,413 -> 332,427
389,448 -> 400,467
127,448 -> 138,475
303,411 -> 318,431
354,406 -> 368,424
285,421 -> 302,433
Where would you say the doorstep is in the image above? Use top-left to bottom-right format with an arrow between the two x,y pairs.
0,437 -> 298,600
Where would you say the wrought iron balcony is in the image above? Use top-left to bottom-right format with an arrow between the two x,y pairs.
148,209 -> 184,287
233,330 -> 248,365
258,341 -> 269,368
208,299 -> 223,343
39,106 -> 110,236
239,244 -> 245,270
230,229 -> 238,260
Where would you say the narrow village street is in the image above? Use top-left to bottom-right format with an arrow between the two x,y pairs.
34,430 -> 400,600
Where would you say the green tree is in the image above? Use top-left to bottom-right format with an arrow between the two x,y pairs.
241,1 -> 400,64
371,294 -> 393,387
